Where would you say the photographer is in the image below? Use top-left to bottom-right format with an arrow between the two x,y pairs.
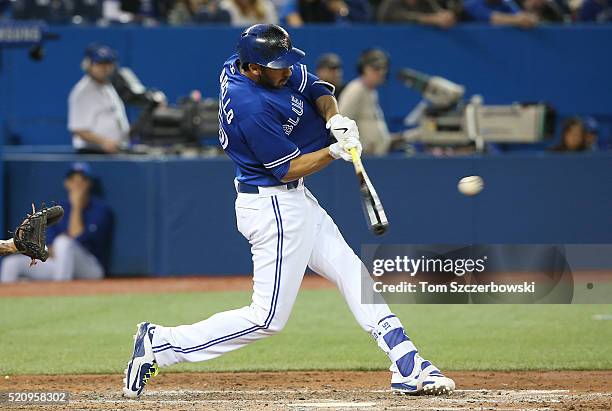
68,44 -> 130,154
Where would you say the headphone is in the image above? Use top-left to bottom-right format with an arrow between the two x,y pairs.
357,48 -> 390,75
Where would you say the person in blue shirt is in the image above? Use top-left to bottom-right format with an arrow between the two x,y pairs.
0,162 -> 113,283
464,0 -> 539,27
578,0 -> 612,22
123,24 -> 455,399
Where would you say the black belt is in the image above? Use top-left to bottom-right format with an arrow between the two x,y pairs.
237,180 -> 300,194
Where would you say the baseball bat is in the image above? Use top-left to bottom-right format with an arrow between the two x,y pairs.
349,148 -> 389,235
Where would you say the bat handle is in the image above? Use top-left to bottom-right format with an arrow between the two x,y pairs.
349,147 -> 363,171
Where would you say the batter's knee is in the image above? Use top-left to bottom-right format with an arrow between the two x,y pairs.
248,304 -> 289,335
264,317 -> 288,334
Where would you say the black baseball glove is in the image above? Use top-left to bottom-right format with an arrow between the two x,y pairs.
13,204 -> 65,262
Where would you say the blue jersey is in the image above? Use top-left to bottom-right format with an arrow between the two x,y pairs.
218,54 -> 334,186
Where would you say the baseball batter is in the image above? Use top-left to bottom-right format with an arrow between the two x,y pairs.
123,24 -> 455,398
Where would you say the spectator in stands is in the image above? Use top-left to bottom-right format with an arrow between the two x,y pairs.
72,0 -> 103,24
316,53 -> 345,98
0,163 -> 113,283
12,0 -> 73,23
548,117 -> 593,152
583,117 -> 600,150
339,49 -> 392,155
219,0 -> 279,25
68,44 -> 129,154
464,0 -> 539,28
272,0 -> 304,25
116,0 -> 172,23
377,0 -> 457,28
518,0 -> 566,21
1,0 -> 12,18
168,0 -> 230,24
299,0 -> 372,23
578,0 -> 612,21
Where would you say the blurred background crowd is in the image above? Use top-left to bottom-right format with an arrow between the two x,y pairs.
0,5 -> 610,279
0,0 -> 610,27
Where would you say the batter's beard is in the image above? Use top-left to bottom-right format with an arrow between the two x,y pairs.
259,72 -> 289,89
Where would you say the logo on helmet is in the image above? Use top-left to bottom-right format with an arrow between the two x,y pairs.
279,37 -> 290,51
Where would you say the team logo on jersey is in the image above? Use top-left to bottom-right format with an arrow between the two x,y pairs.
283,95 -> 304,135
291,95 -> 304,116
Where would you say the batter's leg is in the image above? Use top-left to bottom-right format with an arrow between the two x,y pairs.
305,189 -> 455,395
151,191 -> 317,367
305,189 -> 391,332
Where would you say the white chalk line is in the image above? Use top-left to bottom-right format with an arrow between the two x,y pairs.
70,388 -> 599,405
131,388 -> 571,395
287,402 -> 376,408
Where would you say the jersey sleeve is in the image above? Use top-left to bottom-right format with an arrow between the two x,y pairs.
238,110 -> 301,181
292,64 -> 335,103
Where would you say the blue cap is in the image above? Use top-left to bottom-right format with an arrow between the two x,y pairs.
85,43 -> 117,64
65,162 -> 93,179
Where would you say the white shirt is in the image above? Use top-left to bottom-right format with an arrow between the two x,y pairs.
68,75 -> 130,150
339,78 -> 391,156
219,0 -> 279,26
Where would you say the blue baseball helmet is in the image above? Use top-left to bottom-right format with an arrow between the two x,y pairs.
237,24 -> 305,69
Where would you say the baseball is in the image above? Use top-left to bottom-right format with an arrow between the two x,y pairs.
458,176 -> 484,196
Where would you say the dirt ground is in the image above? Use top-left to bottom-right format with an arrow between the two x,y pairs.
2,371 -> 611,410
2,278 -> 611,410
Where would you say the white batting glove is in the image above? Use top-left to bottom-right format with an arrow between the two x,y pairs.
342,135 -> 362,158
329,142 -> 352,161
326,114 -> 360,143
329,136 -> 362,162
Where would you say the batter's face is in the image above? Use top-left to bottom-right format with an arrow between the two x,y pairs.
254,65 -> 292,89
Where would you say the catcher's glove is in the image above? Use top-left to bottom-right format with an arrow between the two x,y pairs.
13,204 -> 64,262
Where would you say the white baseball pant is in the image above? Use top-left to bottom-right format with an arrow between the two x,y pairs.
152,182 -> 396,366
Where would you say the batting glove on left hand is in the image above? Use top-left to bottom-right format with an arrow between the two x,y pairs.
329,136 -> 362,162
326,114 -> 360,143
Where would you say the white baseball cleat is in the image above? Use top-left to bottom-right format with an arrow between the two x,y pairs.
123,322 -> 159,399
391,359 -> 455,395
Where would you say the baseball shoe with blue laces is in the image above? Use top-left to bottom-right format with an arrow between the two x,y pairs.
391,357 -> 455,395
123,322 -> 159,399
